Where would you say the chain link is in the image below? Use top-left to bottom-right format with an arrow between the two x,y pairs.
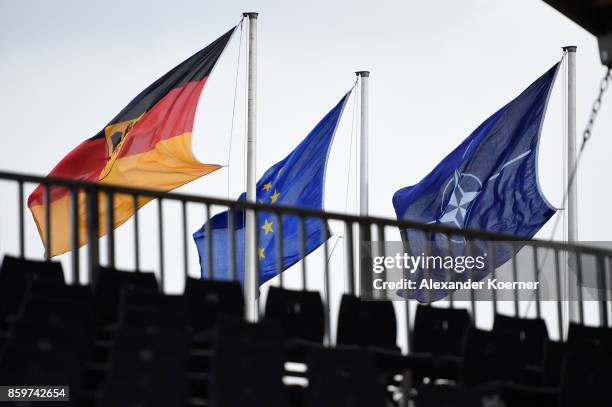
581,67 -> 612,151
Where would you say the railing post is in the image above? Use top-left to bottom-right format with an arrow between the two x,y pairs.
70,188 -> 80,285
105,192 -> 115,269
359,221 -> 372,298
424,234 -> 432,304
182,200 -> 189,280
322,217 -> 331,345
489,241 -> 498,316
466,238 -> 477,325
228,207 -> 237,281
205,204 -> 213,280
443,233 -> 454,308
532,246 -> 541,319
511,241 -> 520,317
597,254 -> 608,327
575,249 -> 584,324
158,199 -> 165,293
18,181 -> 25,258
254,208 -> 261,319
376,223 -> 387,301
132,194 -> 141,272
345,221 -> 355,295
299,216 -> 307,290
554,248 -> 565,340
86,189 -> 100,286
275,212 -> 284,288
43,185 -> 51,261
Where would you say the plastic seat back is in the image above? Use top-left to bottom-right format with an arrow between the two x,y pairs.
460,327 -> 523,387
209,316 -> 288,407
493,314 -> 549,366
336,294 -> 397,350
0,255 -> 64,316
94,267 -> 158,324
304,347 -> 387,407
413,305 -> 471,356
559,352 -> 612,407
184,278 -> 244,332
264,286 -> 325,343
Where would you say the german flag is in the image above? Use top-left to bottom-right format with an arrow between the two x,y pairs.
28,27 -> 235,257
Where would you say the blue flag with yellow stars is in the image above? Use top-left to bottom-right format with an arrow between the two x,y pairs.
392,63 -> 559,303
193,92 -> 350,284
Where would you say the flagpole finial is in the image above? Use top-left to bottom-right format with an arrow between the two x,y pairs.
355,71 -> 370,77
562,45 -> 577,52
243,12 -> 259,18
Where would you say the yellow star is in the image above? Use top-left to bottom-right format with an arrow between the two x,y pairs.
261,219 -> 273,235
263,182 -> 272,191
270,190 -> 280,204
258,247 -> 265,260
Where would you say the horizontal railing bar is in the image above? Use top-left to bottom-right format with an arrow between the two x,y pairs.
2,170 -> 611,258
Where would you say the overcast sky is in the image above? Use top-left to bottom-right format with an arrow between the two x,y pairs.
0,0 -> 609,337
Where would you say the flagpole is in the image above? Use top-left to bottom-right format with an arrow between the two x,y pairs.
565,46 -> 577,245
244,12 -> 259,322
563,45 -> 579,327
356,71 -> 370,296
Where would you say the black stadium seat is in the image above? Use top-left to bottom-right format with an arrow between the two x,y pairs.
566,323 -> 612,352
98,296 -> 192,407
493,314 -> 549,383
460,327 -> 523,388
413,304 -> 471,358
544,323 -> 612,386
100,342 -> 190,407
494,315 -> 548,360
264,286 -> 325,343
184,278 -> 244,333
559,352 -> 612,407
336,294 -> 398,350
303,347 -> 387,407
209,316 -> 288,407
410,305 -> 471,381
0,255 -> 64,317
93,267 -> 158,325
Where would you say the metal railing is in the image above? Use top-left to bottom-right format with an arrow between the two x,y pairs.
1,170 -> 611,351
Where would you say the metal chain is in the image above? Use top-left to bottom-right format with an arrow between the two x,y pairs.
580,67 -> 612,152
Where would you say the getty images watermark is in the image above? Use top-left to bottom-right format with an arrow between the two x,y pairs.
371,252 -> 540,292
360,241 -> 612,302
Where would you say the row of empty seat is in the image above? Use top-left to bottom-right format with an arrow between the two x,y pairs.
0,254 -> 611,406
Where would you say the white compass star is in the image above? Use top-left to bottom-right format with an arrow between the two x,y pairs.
438,171 -> 480,228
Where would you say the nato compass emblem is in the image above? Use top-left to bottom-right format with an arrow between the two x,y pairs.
425,170 -> 482,243
438,170 -> 482,229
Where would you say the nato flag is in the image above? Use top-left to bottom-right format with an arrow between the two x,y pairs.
193,92 -> 349,284
392,63 -> 559,302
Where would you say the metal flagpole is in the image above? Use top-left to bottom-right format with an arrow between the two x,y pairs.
356,71 -> 370,296
244,12 -> 259,322
563,45 -> 578,326
565,46 -> 578,244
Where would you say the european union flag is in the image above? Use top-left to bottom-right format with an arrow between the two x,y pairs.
392,64 -> 560,302
193,92 -> 350,284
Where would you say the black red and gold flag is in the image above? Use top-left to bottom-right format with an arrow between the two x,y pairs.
28,27 -> 235,257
